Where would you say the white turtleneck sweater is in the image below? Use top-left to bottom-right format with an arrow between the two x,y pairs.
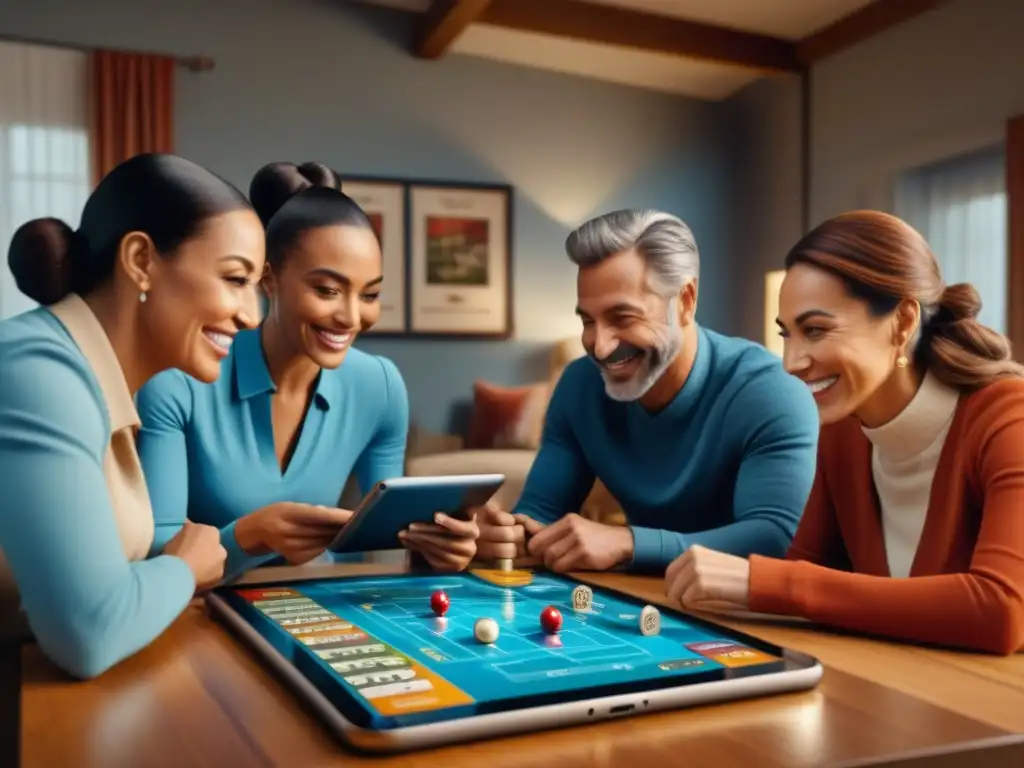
861,371 -> 961,579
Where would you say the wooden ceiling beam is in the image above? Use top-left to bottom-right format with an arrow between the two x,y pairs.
477,0 -> 802,74
411,0 -> 950,73
796,0 -> 949,64
414,0 -> 495,59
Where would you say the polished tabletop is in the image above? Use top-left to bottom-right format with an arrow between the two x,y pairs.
20,560 -> 1024,767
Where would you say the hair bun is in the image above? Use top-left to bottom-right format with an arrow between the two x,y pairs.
295,162 -> 341,191
936,282 -> 982,324
7,217 -> 78,305
249,161 -> 342,227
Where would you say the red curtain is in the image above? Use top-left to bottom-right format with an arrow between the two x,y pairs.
90,50 -> 175,185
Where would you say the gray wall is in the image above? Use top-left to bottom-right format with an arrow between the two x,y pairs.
721,73 -> 803,342
721,0 -> 1023,346
809,0 -> 1023,224
0,0 -> 734,434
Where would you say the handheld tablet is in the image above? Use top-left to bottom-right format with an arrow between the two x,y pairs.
328,474 -> 505,554
207,569 -> 823,754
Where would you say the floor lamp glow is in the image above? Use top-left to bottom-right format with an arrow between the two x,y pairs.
764,270 -> 786,357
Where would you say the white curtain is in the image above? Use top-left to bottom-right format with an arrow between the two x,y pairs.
895,144 -> 1007,334
0,40 -> 92,320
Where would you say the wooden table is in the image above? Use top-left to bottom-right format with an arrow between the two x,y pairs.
20,563 -> 1024,767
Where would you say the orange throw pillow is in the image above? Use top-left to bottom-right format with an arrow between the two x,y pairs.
466,380 -> 549,450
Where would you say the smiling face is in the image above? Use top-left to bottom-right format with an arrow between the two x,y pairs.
777,261 -> 919,426
138,209 -> 266,383
262,224 -> 383,369
576,248 -> 690,402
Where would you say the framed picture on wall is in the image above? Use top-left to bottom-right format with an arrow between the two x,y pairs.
339,176 -> 407,334
407,181 -> 513,338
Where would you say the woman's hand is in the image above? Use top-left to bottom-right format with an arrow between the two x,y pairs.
399,512 -> 479,572
234,502 -> 353,564
664,545 -> 752,612
163,521 -> 227,592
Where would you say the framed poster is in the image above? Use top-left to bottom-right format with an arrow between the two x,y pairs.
408,182 -> 513,338
339,177 -> 407,334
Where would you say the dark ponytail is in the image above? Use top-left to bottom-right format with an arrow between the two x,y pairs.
785,210 -> 1023,392
248,161 -> 375,268
922,282 -> 1023,388
7,153 -> 251,306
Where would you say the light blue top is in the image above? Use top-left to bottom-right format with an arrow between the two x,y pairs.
514,326 -> 820,572
135,328 -> 409,580
0,299 -> 195,679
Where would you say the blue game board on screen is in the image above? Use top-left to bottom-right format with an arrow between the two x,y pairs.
224,568 -> 782,728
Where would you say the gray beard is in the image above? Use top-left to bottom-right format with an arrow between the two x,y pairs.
600,303 -> 684,402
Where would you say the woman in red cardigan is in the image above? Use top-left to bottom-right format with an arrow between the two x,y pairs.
665,210 -> 1024,655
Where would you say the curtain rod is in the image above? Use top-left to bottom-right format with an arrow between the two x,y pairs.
0,34 -> 215,72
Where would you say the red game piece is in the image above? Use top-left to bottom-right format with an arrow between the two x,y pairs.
540,605 -> 563,634
430,590 -> 450,616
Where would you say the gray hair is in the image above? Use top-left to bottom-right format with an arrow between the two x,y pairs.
565,209 -> 699,297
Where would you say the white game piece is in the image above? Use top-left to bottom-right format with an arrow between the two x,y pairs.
639,605 -> 661,636
473,617 -> 500,644
571,585 -> 593,612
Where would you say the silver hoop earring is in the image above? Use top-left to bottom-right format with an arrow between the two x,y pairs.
139,291 -> 148,304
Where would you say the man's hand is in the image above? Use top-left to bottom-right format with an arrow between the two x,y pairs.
664,545 -> 751,612
473,502 -> 528,560
520,512 -> 633,573
399,512 -> 479,572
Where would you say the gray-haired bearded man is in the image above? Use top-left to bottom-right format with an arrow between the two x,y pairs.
472,209 -> 820,575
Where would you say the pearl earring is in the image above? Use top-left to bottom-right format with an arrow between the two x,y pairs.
896,355 -> 908,368
139,291 -> 148,304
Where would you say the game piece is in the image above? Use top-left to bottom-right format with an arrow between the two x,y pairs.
639,605 -> 661,636
496,558 -> 514,572
501,593 -> 516,621
473,617 -> 499,644
571,585 -> 593,612
540,605 -> 563,634
430,590 -> 450,616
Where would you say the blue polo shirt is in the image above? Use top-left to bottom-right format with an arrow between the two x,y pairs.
515,325 -> 820,572
135,328 -> 409,580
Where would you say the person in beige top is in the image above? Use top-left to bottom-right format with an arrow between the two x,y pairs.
0,153 -> 346,679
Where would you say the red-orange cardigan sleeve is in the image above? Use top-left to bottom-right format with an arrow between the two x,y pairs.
748,384 -> 1024,655
781,467 -> 852,570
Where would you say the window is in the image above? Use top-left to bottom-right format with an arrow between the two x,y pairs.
895,144 -> 1007,334
0,40 -> 91,320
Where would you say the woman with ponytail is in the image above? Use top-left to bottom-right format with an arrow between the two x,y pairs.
663,210 -> 1024,654
135,162 -> 479,580
0,153 -> 267,677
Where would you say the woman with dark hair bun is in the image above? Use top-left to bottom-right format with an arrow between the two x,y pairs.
136,161 -> 479,579
664,210 -> 1024,655
0,153 -> 267,677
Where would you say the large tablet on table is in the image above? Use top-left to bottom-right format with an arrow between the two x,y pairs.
206,569 -> 822,754
327,474 -> 505,554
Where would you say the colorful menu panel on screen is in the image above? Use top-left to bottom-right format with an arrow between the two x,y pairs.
236,571 -> 778,717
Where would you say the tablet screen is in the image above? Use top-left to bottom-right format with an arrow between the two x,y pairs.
214,569 -> 794,730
